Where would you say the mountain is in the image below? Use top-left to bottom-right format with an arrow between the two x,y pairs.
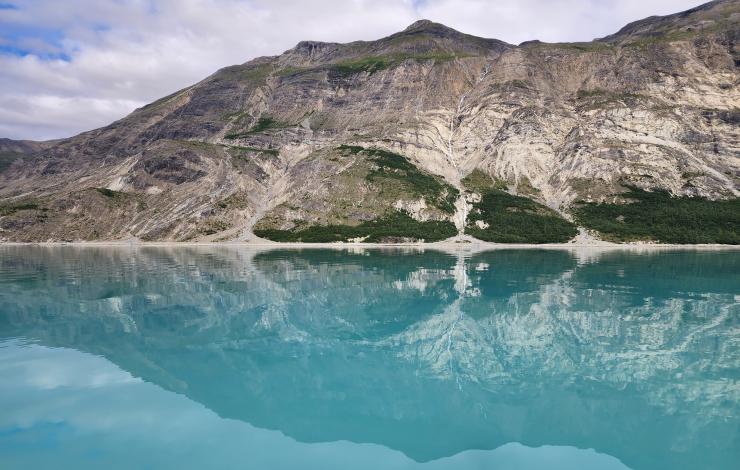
0,138 -> 52,174
0,0 -> 738,243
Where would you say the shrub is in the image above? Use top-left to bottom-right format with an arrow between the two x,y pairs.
466,190 -> 578,243
573,187 -> 740,244
337,144 -> 365,154
254,211 -> 456,243
95,187 -> 121,198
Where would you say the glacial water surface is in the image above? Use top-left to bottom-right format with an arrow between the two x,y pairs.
0,246 -> 738,470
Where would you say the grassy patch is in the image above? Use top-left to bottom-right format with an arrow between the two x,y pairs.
255,210 -> 456,243
214,63 -> 273,84
462,169 -> 508,193
225,116 -> 290,139
336,145 -> 458,213
619,27 -> 722,49
337,144 -> 365,154
225,145 -> 279,156
362,148 -> 459,214
522,40 -> 613,53
329,51 -> 463,78
220,110 -> 252,125
95,187 -> 124,198
404,51 -> 463,62
331,56 -> 392,76
564,42 -> 612,52
573,187 -> 740,244
0,200 -> 40,216
275,66 -> 310,78
553,42 -> 613,52
516,176 -> 541,196
278,51 -> 464,80
466,191 -> 577,243
249,117 -> 281,133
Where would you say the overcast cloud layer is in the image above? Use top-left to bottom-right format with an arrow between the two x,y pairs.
0,0 -> 705,141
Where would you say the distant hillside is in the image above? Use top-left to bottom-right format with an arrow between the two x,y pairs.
0,138 -> 52,173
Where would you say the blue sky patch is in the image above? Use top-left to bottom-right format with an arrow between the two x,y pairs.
0,24 -> 71,60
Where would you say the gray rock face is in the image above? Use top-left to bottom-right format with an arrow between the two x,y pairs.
0,1 -> 738,241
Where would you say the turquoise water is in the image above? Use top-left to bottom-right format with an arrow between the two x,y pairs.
0,247 -> 738,470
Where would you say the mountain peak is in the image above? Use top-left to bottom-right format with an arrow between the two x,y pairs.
402,19 -> 457,34
404,19 -> 436,30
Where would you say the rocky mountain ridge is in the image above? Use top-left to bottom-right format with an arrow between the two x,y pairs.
0,0 -> 738,242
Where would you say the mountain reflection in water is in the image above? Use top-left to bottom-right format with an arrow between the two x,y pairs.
0,246 -> 737,470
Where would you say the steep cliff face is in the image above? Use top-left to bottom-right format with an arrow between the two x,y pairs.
0,1 -> 738,242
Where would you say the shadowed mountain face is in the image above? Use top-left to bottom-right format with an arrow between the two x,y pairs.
0,247 -> 738,469
0,1 -> 738,242
0,138 -> 52,174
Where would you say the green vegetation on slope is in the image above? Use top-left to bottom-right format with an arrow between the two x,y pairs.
225,117 -> 290,139
95,187 -> 125,198
621,28 -> 720,49
331,56 -> 393,76
214,63 -> 273,84
224,145 -> 279,156
337,144 -> 365,154
329,51 -> 464,78
0,200 -> 41,216
252,146 -> 458,239
461,169 -> 508,193
348,147 -> 458,214
465,190 -> 578,244
573,187 -> 740,244
461,170 -> 576,243
254,210 -> 456,243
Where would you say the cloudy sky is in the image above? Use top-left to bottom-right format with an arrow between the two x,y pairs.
0,0 -> 705,141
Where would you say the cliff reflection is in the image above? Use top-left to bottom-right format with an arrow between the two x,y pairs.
0,246 -> 737,470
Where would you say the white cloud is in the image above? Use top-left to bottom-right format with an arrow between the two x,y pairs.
0,0 -> 706,140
